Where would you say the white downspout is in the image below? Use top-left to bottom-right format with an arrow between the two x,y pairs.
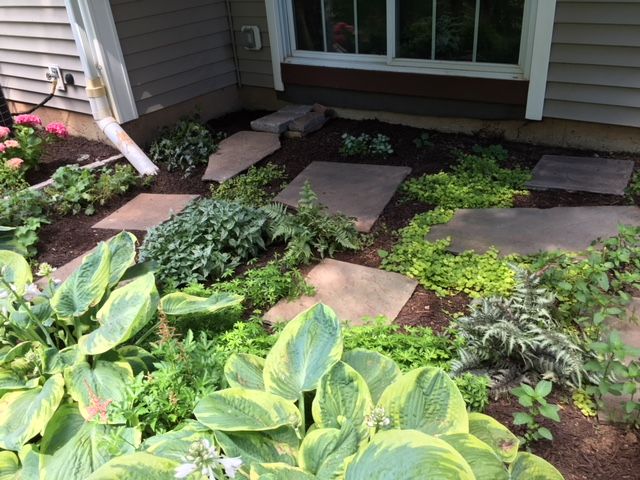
64,0 -> 159,176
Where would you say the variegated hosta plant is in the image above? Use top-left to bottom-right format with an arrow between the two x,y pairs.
187,304 -> 564,480
0,232 -> 242,479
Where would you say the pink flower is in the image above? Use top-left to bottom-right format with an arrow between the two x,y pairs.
0,144 -> 5,154
85,380 -> 112,423
14,114 -> 42,127
45,121 -> 69,139
6,158 -> 23,170
0,126 -> 10,140
3,140 -> 19,149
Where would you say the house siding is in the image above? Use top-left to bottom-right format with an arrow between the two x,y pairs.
109,0 -> 238,115
229,0 -> 274,88
0,0 -> 90,114
544,0 -> 640,127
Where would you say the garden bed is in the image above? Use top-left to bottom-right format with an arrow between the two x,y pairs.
31,111 -> 640,479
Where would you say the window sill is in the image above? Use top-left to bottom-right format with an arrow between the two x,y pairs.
284,52 -> 525,81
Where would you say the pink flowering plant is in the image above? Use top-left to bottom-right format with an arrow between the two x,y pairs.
0,114 -> 69,170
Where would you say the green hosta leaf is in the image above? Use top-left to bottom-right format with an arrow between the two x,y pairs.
377,367 -> 468,435
14,445 -> 39,480
311,361 -> 373,442
194,388 -> 301,432
298,424 -> 360,480
468,412 -> 519,463
143,421 -> 216,462
86,452 -> 178,480
343,349 -> 401,404
224,353 -> 265,390
113,345 -> 156,375
215,427 -> 299,469
65,360 -> 133,423
0,250 -> 32,294
250,463 -> 316,480
0,451 -> 19,480
78,272 -> 159,355
344,430 -> 474,480
442,433 -> 509,480
0,373 -> 64,451
509,452 -> 564,480
0,342 -> 34,365
39,404 -> 139,480
160,291 -> 242,316
43,345 -> 82,375
106,232 -> 138,287
0,369 -> 39,392
264,304 -> 343,401
51,242 -> 110,319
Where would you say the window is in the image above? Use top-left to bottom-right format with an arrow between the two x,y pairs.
282,0 -> 536,78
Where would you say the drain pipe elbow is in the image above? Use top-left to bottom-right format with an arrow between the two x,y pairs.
97,117 -> 159,176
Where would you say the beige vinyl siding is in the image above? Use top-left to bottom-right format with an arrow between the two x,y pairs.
544,0 -> 640,127
110,0 -> 238,115
0,0 -> 90,114
229,0 -> 274,88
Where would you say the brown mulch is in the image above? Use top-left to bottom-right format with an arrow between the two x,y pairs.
26,135 -> 120,185
34,110 -> 640,477
487,395 -> 640,480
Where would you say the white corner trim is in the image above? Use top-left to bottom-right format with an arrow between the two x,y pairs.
65,0 -> 138,122
265,0 -> 285,91
525,0 -> 556,121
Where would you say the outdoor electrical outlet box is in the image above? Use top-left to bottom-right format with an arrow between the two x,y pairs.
46,65 -> 66,91
240,25 -> 262,51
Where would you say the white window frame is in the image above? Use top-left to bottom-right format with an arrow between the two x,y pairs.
266,0 -> 556,119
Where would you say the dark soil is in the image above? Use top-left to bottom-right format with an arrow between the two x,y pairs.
487,395 -> 640,480
27,135 -> 120,185
37,110 -> 640,478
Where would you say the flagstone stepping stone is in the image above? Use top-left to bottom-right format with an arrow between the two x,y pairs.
427,206 -> 640,256
274,162 -> 411,233
251,105 -> 313,134
202,131 -> 281,182
264,259 -> 418,325
526,155 -> 635,195
92,193 -> 198,231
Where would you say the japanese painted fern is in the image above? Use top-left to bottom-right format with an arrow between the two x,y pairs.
451,267 -> 585,392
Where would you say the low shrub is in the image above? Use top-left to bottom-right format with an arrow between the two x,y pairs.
264,182 -> 361,266
413,132 -> 433,149
149,119 -> 223,177
0,163 -> 28,197
0,188 -> 49,256
139,199 -> 271,286
45,164 -> 140,215
401,147 -> 530,209
340,133 -> 394,157
454,373 -> 491,412
210,163 -> 286,206
380,208 -> 515,297
511,380 -> 561,445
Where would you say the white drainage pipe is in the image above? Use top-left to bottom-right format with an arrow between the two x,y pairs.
64,0 -> 158,176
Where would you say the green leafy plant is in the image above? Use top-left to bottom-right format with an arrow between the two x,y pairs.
139,199 -> 270,286
472,144 -> 509,162
413,132 -> 433,149
625,170 -> 640,198
264,182 -> 361,266
452,267 -> 585,391
584,330 -> 640,426
144,304 -> 563,479
572,389 -> 597,418
455,373 -> 491,412
0,189 -> 49,257
0,164 -> 28,197
0,232 -> 242,478
511,380 -> 561,445
211,163 -> 286,206
381,208 -> 515,297
149,119 -> 223,177
45,164 -> 139,216
340,133 -> 394,158
402,147 -> 530,209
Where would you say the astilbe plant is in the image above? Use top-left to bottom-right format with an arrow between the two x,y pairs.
451,267 -> 585,392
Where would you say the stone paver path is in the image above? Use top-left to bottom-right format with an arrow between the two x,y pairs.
526,155 -> 634,195
203,131 -> 281,182
92,193 -> 198,231
275,162 -> 411,232
251,105 -> 312,134
427,206 -> 640,256
264,259 -> 418,325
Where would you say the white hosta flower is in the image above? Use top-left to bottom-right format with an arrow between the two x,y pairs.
24,283 -> 41,302
365,407 -> 392,429
219,456 -> 243,479
175,463 -> 198,479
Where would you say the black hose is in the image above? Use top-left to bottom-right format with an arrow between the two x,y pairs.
11,79 -> 58,116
